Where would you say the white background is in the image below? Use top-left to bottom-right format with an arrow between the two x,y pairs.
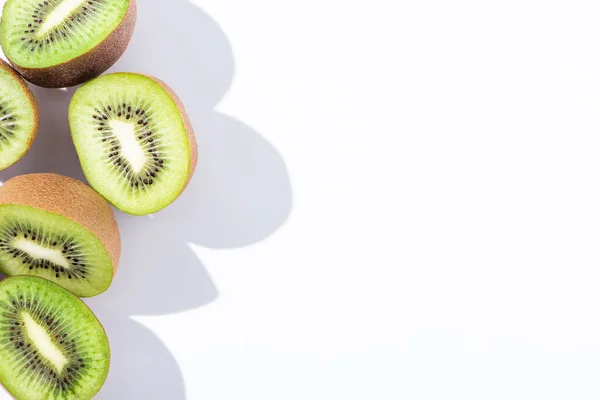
2,0 -> 600,398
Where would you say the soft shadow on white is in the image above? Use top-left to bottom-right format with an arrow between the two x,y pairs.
0,0 -> 293,398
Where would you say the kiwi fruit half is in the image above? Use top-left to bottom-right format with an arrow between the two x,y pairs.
0,174 -> 120,297
0,0 -> 136,88
0,59 -> 39,171
0,275 -> 109,400
69,72 -> 198,215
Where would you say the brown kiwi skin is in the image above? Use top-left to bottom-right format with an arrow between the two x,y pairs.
5,0 -> 137,88
0,174 -> 121,275
0,59 -> 39,170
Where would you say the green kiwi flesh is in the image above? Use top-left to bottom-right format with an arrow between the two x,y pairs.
69,73 -> 195,215
0,205 -> 113,297
0,0 -> 133,87
0,61 -> 38,171
0,276 -> 109,400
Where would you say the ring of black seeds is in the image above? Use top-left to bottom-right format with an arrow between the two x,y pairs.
0,221 -> 88,280
91,101 -> 168,188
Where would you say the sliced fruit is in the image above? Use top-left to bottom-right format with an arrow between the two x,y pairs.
0,276 -> 110,400
0,173 -> 120,297
0,59 -> 39,171
69,72 -> 198,215
0,0 -> 136,88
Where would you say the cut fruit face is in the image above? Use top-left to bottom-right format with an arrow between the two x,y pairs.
0,0 -> 130,69
0,61 -> 38,171
69,73 -> 196,215
0,276 -> 109,400
0,205 -> 113,297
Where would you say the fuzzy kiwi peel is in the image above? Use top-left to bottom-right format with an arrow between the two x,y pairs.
69,72 -> 198,216
0,0 -> 137,88
0,275 -> 110,400
0,173 -> 120,297
0,59 -> 39,171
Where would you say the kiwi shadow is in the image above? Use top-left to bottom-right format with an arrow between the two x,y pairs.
100,0 -> 292,324
88,315 -> 186,400
90,0 -> 293,398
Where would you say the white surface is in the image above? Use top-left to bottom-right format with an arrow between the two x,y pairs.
2,0 -> 600,399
